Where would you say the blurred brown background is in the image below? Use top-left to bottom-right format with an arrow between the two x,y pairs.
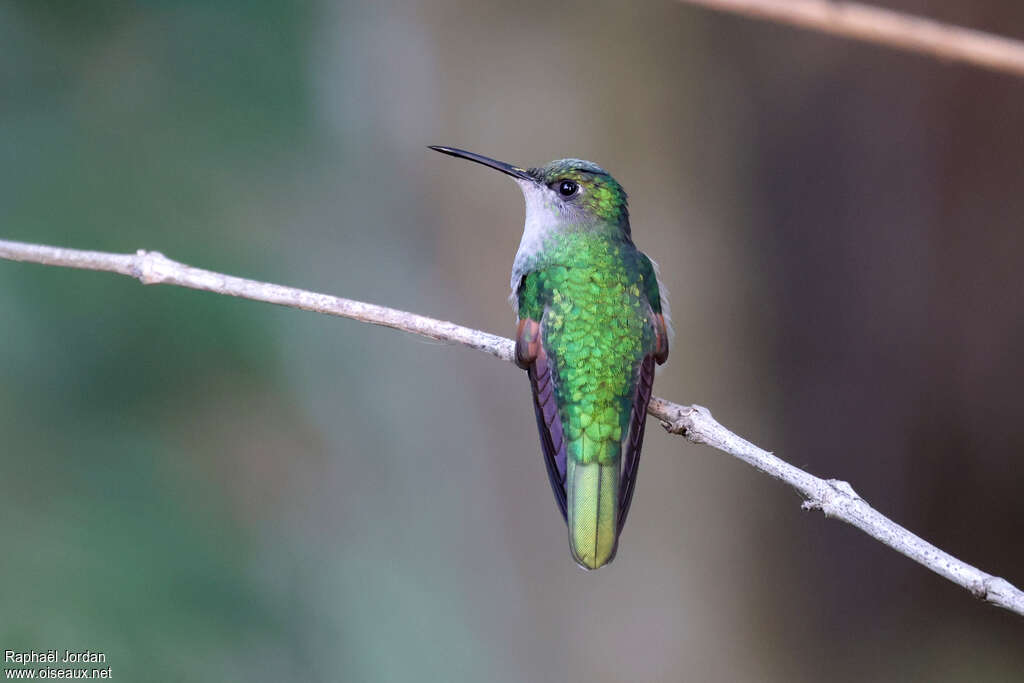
1,1 -> 1022,680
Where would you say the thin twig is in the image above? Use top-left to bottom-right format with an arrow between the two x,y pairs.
679,0 -> 1024,78
1,237 -> 1022,616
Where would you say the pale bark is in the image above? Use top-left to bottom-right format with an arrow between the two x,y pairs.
1,238 -> 1022,616
679,0 -> 1024,78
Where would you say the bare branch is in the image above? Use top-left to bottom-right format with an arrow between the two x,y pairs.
678,0 -> 1024,78
2,237 -> 1022,616
0,239 -> 514,361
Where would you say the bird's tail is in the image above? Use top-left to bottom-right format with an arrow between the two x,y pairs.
566,454 -> 620,570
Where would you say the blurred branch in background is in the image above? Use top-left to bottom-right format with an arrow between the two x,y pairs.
2,237 -> 1022,616
678,0 -> 1024,78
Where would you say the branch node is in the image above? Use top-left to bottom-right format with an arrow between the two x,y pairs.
800,479 -> 862,517
970,578 -> 992,600
828,478 -> 860,499
132,250 -> 171,285
800,499 -> 820,512
655,403 -> 696,436
659,403 -> 703,441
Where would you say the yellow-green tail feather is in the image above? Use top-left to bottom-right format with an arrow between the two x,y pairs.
566,449 -> 620,570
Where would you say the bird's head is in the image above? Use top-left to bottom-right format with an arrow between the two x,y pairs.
430,146 -> 630,238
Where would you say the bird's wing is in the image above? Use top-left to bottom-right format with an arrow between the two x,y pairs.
517,317 -> 568,520
618,354 -> 655,530
618,307 -> 670,529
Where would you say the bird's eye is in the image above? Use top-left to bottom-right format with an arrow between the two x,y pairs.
557,180 -> 579,197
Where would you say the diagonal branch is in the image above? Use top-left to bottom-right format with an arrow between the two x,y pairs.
1,237 -> 1022,616
678,0 -> 1024,78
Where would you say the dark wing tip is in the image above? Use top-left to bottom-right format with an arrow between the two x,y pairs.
618,355 -> 656,531
528,349 -> 568,522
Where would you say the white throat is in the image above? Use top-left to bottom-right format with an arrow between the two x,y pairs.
509,179 -> 562,294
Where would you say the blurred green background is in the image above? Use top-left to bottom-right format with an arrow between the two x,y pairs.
2,1 -> 1022,681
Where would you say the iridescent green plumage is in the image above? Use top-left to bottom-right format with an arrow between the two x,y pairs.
429,146 -> 669,569
518,232 -> 659,566
518,235 -> 655,463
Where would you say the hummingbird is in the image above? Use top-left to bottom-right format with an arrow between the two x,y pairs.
430,146 -> 669,569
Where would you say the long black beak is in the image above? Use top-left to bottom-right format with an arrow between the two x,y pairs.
428,146 -> 534,181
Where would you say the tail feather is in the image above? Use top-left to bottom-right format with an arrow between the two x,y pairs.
567,454 -> 620,570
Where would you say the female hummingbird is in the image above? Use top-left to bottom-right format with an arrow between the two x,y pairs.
430,146 -> 670,569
